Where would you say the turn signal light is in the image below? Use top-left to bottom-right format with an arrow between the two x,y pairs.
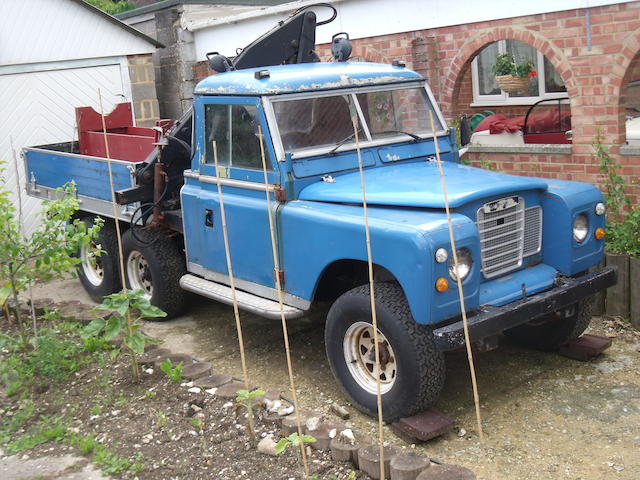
595,227 -> 605,240
435,277 -> 449,292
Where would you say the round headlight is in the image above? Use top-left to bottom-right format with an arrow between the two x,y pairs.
595,202 -> 606,216
449,248 -> 472,281
573,214 -> 589,242
435,248 -> 448,263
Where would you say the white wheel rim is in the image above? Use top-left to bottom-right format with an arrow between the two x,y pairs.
343,321 -> 397,395
80,242 -> 104,287
126,250 -> 153,298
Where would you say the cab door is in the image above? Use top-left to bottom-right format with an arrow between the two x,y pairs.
181,96 -> 279,292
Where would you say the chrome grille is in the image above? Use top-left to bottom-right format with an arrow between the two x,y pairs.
477,197 -> 525,278
523,206 -> 543,256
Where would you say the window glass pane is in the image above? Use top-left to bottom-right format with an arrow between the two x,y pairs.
273,94 -> 362,151
204,104 -> 262,169
543,56 -> 567,93
356,87 -> 442,139
505,40 -> 539,97
476,42 -> 501,95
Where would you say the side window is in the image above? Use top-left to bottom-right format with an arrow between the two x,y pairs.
204,104 -> 263,169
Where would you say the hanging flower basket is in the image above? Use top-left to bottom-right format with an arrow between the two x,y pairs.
495,74 -> 531,94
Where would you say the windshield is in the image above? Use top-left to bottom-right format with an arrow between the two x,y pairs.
271,86 -> 443,153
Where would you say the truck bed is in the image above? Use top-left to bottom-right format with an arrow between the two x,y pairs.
23,141 -> 142,219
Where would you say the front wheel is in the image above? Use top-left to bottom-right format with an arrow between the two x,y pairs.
505,297 -> 594,350
122,229 -> 187,319
325,282 -> 445,422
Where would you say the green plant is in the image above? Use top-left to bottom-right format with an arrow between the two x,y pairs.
90,405 -> 103,416
159,359 -> 183,383
67,432 -> 135,475
155,410 -> 168,428
235,388 -> 265,446
83,289 -> 165,380
85,0 -> 135,15
5,416 -> 67,453
593,132 -> 640,256
275,432 -> 317,476
0,171 -> 101,342
492,53 -> 536,78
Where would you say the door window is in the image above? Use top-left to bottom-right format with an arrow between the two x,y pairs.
204,104 -> 263,169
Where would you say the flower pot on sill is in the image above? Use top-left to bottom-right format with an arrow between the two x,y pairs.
495,74 -> 531,94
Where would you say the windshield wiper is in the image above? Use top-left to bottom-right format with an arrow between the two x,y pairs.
376,130 -> 421,142
328,130 -> 361,154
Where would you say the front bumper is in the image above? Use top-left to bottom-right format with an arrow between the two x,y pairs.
432,266 -> 618,351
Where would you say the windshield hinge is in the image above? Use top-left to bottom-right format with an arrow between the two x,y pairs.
274,269 -> 285,287
274,186 -> 286,202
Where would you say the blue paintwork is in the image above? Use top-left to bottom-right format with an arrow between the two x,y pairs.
194,62 -> 422,96
479,263 -> 557,306
23,60 -> 608,328
24,148 -> 133,201
299,161 -> 549,209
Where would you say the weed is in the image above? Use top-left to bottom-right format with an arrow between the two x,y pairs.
93,446 -> 131,475
159,359 -> 183,383
90,405 -> 103,416
155,411 -> 167,428
0,400 -> 35,444
191,417 -> 203,429
69,433 -> 100,455
6,417 -> 67,454
236,388 -> 265,447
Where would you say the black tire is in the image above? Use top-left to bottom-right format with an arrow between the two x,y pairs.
504,297 -> 594,351
325,282 -> 446,422
122,229 -> 187,319
76,216 -> 121,302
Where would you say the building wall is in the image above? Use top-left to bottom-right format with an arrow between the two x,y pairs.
127,54 -> 160,126
197,2 -> 640,204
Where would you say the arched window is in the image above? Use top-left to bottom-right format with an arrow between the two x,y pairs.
471,40 -> 566,105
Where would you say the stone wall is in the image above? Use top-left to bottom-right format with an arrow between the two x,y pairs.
127,54 -> 160,127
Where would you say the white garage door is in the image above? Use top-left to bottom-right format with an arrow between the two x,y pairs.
0,61 -> 130,233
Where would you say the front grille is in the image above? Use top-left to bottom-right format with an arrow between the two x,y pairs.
477,197 -> 525,278
523,206 -> 543,256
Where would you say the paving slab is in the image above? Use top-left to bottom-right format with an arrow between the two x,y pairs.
0,454 -> 109,480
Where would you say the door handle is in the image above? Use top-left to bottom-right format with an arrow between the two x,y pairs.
205,209 -> 213,227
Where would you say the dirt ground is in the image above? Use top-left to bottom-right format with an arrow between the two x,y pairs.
32,278 -> 640,480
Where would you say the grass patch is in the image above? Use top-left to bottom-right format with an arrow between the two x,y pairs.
5,417 -> 67,454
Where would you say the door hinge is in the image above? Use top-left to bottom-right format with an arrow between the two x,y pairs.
274,268 -> 285,286
274,186 -> 286,202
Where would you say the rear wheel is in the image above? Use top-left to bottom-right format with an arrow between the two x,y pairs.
325,282 -> 445,421
122,229 -> 187,319
77,216 -> 121,302
505,297 -> 594,350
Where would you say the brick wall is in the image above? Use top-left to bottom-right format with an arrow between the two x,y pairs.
127,54 -> 160,127
313,2 -> 640,203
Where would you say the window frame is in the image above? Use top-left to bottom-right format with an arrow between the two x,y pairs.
470,40 -> 567,106
264,81 -> 449,161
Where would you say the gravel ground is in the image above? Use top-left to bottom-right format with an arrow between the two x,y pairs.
33,278 -> 640,480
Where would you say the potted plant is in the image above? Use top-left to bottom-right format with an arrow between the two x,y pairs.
492,53 -> 537,94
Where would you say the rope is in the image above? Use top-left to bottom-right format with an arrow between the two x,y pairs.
352,116 -> 387,479
97,90 -> 139,380
428,111 -> 484,441
257,127 -> 310,478
211,141 -> 253,396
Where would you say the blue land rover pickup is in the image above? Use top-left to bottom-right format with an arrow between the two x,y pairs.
23,60 -> 616,421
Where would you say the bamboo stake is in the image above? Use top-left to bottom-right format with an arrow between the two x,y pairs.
211,141 -> 256,443
9,136 -> 37,337
97,90 -> 139,380
428,111 -> 484,441
257,128 -> 310,478
352,116 -> 387,480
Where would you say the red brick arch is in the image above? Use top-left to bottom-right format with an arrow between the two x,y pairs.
613,29 -> 640,143
441,28 -> 576,119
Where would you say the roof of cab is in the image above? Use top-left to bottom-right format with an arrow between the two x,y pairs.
194,62 -> 423,96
